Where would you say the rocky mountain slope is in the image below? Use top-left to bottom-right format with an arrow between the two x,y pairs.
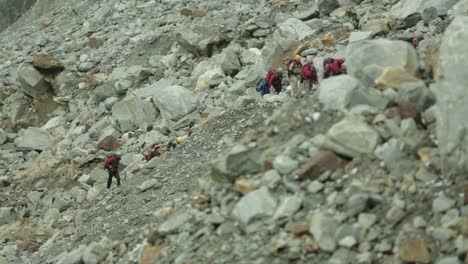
1,0 -> 468,263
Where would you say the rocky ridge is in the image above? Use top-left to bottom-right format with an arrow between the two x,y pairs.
0,0 -> 468,263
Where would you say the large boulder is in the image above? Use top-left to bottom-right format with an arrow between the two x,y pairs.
318,75 -> 390,110
195,68 -> 225,91
326,116 -> 380,158
391,0 -> 459,27
216,44 -> 242,76
233,187 -> 277,225
18,127 -> 54,151
151,85 -> 197,122
0,128 -> 7,145
33,53 -> 63,71
432,16 -> 468,174
17,63 -> 52,98
449,0 -> 468,16
211,144 -> 262,182
345,39 -> 418,84
318,0 -> 340,15
52,70 -> 81,97
175,26 -> 230,57
111,96 -> 159,133
276,18 -> 315,41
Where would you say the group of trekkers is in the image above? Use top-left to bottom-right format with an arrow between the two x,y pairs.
104,124 -> 196,189
256,55 -> 346,100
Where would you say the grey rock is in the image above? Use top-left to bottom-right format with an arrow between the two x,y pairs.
56,245 -> 86,264
273,155 -> 299,175
390,0 -> 458,27
345,39 -> 418,84
309,212 -> 339,252
233,187 -> 277,225
335,224 -> 357,243
111,96 -> 158,133
433,195 -> 455,214
276,18 -> 315,41
356,253 -> 373,264
293,7 -> 319,21
273,196 -> 302,220
449,0 -> 468,16
358,213 -> 377,230
159,210 -> 193,234
399,81 -> 436,111
0,129 -> 7,145
216,44 -> 242,76
318,0 -> 340,15
436,257 -> 462,264
349,31 -> 373,43
422,7 -> 439,24
236,95 -> 256,109
318,75 -> 389,111
137,179 -> 159,192
432,16 -> 468,175
27,190 -> 44,204
0,207 -> 16,226
17,63 -> 51,98
211,144 -> 262,182
151,85 -> 197,122
374,138 -> 408,172
326,117 -> 380,158
175,26 -> 230,57
413,216 -> 427,228
346,194 -> 370,217
307,181 -> 324,193
386,206 -> 406,225
82,242 -> 108,264
262,170 -> 282,189
18,127 -> 54,151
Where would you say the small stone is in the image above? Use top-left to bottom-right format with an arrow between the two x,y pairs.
358,213 -> 377,230
262,170 -> 282,189
413,216 -> 427,228
386,206 -> 406,226
433,195 -> 455,214
307,181 -> 324,193
294,151 -> 347,180
356,253 -> 373,264
339,237 -> 357,248
33,53 -> 63,70
274,196 -> 302,220
436,257 -> 462,264
138,179 -> 160,193
82,242 -> 108,264
398,239 -> 431,264
273,155 -> 299,175
233,187 -> 277,224
234,178 -> 256,194
291,222 -> 310,236
303,238 -> 319,253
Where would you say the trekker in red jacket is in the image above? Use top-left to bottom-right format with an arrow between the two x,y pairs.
300,58 -> 318,101
104,151 -> 122,189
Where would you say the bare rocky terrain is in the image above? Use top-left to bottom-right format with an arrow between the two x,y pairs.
1,0 -> 468,263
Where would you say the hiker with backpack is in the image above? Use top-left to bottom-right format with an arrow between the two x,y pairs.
288,55 -> 303,99
268,67 -> 284,94
146,144 -> 161,161
300,58 -> 318,101
104,151 -> 122,189
256,69 -> 275,96
167,137 -> 183,151
323,57 -> 346,79
331,57 -> 346,77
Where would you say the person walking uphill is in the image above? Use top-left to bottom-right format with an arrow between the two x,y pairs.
268,67 -> 284,94
104,151 -> 122,189
288,55 -> 303,99
300,58 -> 318,101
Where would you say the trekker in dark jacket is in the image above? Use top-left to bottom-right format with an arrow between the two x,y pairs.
104,151 -> 122,189
268,67 -> 284,94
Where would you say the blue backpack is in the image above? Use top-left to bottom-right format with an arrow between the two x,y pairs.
256,79 -> 270,94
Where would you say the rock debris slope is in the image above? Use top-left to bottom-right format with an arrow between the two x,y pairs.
0,0 -> 468,263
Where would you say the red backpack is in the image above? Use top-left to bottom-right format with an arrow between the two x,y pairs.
104,155 -> 117,171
